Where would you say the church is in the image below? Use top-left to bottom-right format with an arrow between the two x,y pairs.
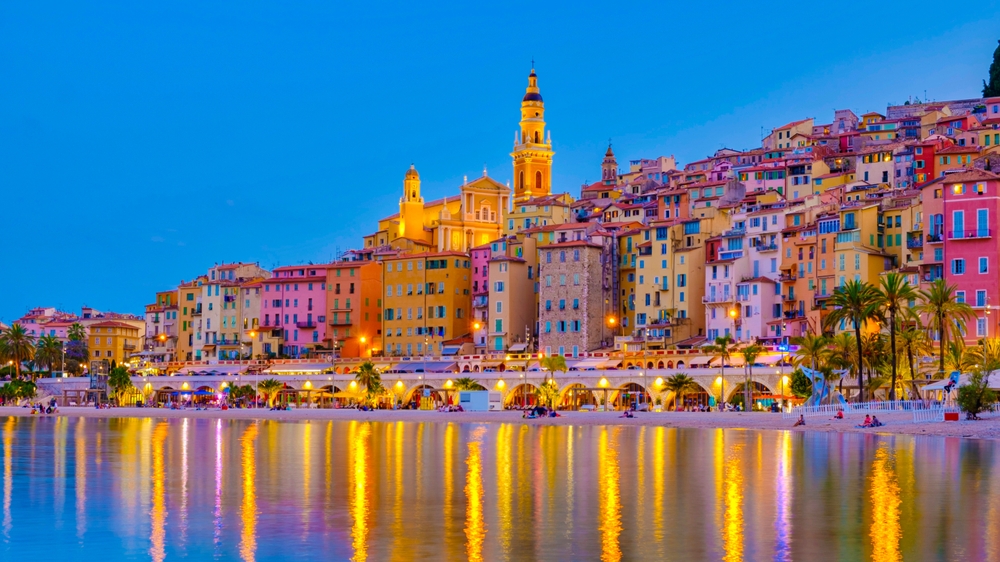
363,67 -> 556,254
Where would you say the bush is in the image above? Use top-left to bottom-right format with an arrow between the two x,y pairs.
790,368 -> 812,399
956,371 -> 998,420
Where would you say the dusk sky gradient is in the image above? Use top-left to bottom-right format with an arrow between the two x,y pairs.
3,1 -> 1000,322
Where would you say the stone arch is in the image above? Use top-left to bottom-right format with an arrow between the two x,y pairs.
473,365 -> 481,372
611,382 -> 650,410
666,360 -> 674,369
657,360 -> 665,369
462,365 -> 471,372
646,361 -> 654,369
728,381 -> 773,404
558,382 -> 596,410
504,383 -> 538,408
675,361 -> 684,369
404,384 -> 441,405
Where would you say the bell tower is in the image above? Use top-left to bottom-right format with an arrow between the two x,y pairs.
602,143 -> 617,186
511,66 -> 554,202
399,164 -> 424,240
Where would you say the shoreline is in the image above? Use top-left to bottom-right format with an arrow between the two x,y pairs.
4,406 -> 1000,440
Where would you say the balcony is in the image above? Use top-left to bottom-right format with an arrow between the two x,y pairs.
783,293 -> 796,302
948,229 -> 992,240
906,237 -> 923,249
472,296 -> 489,308
217,339 -> 241,347
756,242 -> 779,252
192,306 -> 202,316
926,233 -> 943,244
778,272 -> 797,282
702,295 -> 734,304
328,317 -> 353,327
296,321 -> 317,329
123,343 -> 136,351
784,310 -> 804,319
717,250 -> 744,261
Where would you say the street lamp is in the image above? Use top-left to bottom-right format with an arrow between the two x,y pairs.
361,336 -> 368,357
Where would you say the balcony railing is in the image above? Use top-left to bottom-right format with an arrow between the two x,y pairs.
778,272 -> 797,282
296,321 -> 317,329
906,237 -> 923,249
702,295 -> 734,304
926,233 -> 943,243
756,242 -> 779,252
948,229 -> 992,240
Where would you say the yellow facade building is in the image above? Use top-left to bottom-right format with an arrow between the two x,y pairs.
381,251 -> 472,357
88,321 -> 142,367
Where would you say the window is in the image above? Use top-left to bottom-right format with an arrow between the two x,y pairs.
956,291 -> 966,304
978,317 -> 987,337
573,274 -> 580,286
980,257 -> 989,274
952,259 -> 966,275
977,290 -> 987,307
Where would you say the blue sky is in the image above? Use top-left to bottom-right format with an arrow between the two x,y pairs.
2,1 -> 999,323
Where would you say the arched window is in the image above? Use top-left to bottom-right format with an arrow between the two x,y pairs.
535,171 -> 543,192
518,171 -> 524,190
534,131 -> 540,143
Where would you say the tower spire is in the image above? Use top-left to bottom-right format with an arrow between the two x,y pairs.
511,66 -> 554,202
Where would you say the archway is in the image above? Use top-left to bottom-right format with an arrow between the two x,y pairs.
462,365 -> 471,372
646,361 -> 654,369
612,382 -> 650,411
729,381 -> 773,410
405,384 -> 443,409
535,170 -> 543,191
666,361 -> 673,369
473,365 -> 480,372
675,361 -> 684,369
558,383 -> 596,410
671,383 -> 711,411
504,383 -> 538,408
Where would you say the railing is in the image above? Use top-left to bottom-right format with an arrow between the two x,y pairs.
778,273 -> 796,282
784,400 -> 944,419
702,295 -> 733,304
296,321 -> 316,329
926,233 -> 943,243
756,243 -> 779,252
948,229 -> 992,240
906,237 -> 923,249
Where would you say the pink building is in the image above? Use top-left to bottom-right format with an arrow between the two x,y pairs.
470,243 -> 492,351
932,169 -> 1000,342
262,265 -> 332,358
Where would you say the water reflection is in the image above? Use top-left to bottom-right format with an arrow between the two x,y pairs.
0,418 -> 997,560
870,443 -> 902,562
464,426 -> 487,561
598,427 -> 622,562
239,423 -> 258,562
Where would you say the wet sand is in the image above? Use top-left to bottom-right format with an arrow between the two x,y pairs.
4,406 -> 1000,440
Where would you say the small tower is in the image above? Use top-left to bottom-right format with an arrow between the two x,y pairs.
511,66 -> 554,202
399,164 -> 424,240
601,143 -> 617,186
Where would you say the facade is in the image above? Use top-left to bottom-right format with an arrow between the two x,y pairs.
381,252 -> 472,357
88,321 -> 141,367
511,67 -> 553,202
537,241 -> 611,355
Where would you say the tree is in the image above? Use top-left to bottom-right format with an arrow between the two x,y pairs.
454,377 -> 485,391
540,355 -> 568,385
664,373 -> 698,411
956,368 -> 997,420
257,378 -> 284,408
705,334 -> 736,407
792,333 -> 829,370
355,361 -> 384,407
789,369 -> 813,399
828,332 -> 857,396
0,324 -> 35,380
739,344 -> 765,410
875,272 -> 919,400
898,324 -> 931,399
108,366 -> 134,405
984,39 -> 1000,97
536,378 -> 559,408
823,280 -> 880,401
918,279 -> 974,379
34,334 -> 62,378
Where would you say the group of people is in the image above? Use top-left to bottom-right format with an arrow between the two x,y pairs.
523,406 -> 560,419
793,411 -> 886,428
438,404 -> 465,412
27,399 -> 58,415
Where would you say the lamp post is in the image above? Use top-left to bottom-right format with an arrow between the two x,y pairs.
361,336 -> 368,357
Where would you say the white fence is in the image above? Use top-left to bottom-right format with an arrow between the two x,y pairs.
783,400 -> 944,420
912,408 -> 953,423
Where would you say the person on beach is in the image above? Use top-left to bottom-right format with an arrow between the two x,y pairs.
833,410 -> 844,420
871,416 -> 883,427
858,415 -> 872,428
793,415 -> 805,427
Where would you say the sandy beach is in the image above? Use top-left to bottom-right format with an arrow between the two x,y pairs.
4,405 -> 1000,440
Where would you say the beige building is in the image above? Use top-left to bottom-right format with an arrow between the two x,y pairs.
537,240 -> 611,356
503,193 -> 574,237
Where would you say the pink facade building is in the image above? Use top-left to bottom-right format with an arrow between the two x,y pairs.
930,169 -> 1000,341
470,243 -> 492,351
262,265 -> 332,358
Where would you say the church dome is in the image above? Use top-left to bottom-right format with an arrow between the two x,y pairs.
522,92 -> 543,102
405,164 -> 419,178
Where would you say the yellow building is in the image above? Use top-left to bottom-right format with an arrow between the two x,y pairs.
511,67 -> 554,202
88,321 -> 141,367
381,251 -> 472,357
176,276 -> 206,362
828,203 -> 890,333
364,167 -> 511,254
616,227 -> 640,335
504,193 -> 574,237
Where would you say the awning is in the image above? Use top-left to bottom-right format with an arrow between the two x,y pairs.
508,343 -> 528,352
175,365 -> 246,376
480,360 -> 505,368
394,361 -> 457,373
569,357 -> 604,370
264,362 -> 332,374
598,359 -> 622,369
442,346 -> 462,356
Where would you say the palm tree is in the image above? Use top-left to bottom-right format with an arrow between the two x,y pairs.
875,272 -> 919,400
828,332 -> 857,396
918,279 -> 974,379
823,280 -> 880,401
540,354 -> 568,385
739,344 -> 764,410
0,324 -> 35,380
663,373 -> 698,411
257,378 -> 284,408
355,360 -> 383,406
705,333 -> 736,407
898,324 -> 931,399
67,323 -> 86,341
454,377 -> 484,391
792,333 -> 829,371
34,334 -> 62,378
